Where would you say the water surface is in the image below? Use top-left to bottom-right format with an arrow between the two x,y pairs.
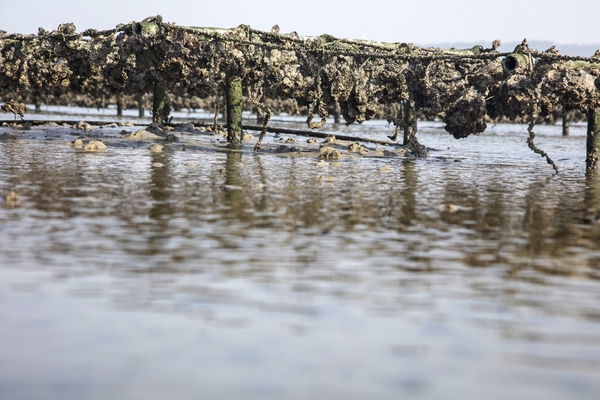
1,116 -> 600,399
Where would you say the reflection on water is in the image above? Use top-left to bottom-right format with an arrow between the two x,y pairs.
1,123 -> 600,399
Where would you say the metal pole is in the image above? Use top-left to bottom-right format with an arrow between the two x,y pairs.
226,77 -> 243,144
152,81 -> 167,124
562,107 -> 570,136
137,93 -> 144,118
116,93 -> 123,117
403,97 -> 416,146
586,108 -> 600,172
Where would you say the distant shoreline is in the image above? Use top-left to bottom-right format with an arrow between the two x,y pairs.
417,40 -> 599,57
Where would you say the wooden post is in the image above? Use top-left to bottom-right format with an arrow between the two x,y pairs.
403,97 -> 416,145
586,108 -> 600,172
226,77 -> 243,144
153,81 -> 168,124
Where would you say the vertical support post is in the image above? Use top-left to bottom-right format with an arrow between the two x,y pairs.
586,108 -> 600,172
562,113 -> 569,136
137,93 -> 145,118
333,101 -> 341,124
34,89 -> 41,113
226,77 -> 243,144
562,108 -> 570,136
403,97 -> 416,146
116,93 -> 123,117
153,81 -> 168,124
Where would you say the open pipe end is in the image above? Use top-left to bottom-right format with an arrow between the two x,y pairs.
502,53 -> 533,75
133,16 -> 162,37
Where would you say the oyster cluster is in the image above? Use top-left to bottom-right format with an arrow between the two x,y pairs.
1,17 -> 599,139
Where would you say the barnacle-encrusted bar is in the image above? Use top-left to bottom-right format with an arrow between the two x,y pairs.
1,16 -> 600,169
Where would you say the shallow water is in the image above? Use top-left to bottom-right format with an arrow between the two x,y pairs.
1,113 -> 600,399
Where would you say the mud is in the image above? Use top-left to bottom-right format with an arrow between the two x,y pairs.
128,129 -> 163,140
319,146 -> 343,159
149,143 -> 163,153
0,121 -> 420,166
83,140 -> 107,151
2,190 -> 19,207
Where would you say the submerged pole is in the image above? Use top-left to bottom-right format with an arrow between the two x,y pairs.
562,112 -> 570,136
333,101 -> 341,124
586,108 -> 600,172
116,93 -> 123,117
152,81 -> 168,124
562,107 -> 570,136
226,77 -> 243,144
403,97 -> 416,145
34,89 -> 41,113
137,93 -> 144,118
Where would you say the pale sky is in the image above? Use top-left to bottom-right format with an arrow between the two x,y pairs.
1,0 -> 599,46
